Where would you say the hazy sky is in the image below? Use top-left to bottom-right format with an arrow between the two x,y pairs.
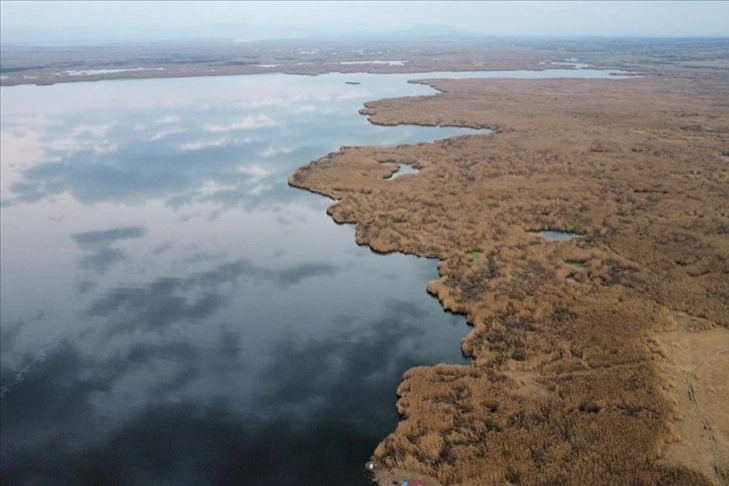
2,0 -> 728,43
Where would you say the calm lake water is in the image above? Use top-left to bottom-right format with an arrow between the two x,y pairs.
1,68 -> 627,485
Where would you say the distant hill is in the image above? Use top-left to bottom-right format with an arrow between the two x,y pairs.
0,22 -> 487,46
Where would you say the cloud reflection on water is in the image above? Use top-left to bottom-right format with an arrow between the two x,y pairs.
0,292 -> 430,485
86,259 -> 340,336
72,226 -> 148,275
1,73 -> 482,212
0,72 -> 479,485
72,226 -> 147,248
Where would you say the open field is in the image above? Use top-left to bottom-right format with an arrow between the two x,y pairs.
289,39 -> 729,485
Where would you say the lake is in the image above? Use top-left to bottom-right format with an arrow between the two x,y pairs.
0,68 -> 627,485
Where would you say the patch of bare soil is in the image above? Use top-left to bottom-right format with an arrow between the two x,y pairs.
653,314 -> 729,485
290,50 -> 728,485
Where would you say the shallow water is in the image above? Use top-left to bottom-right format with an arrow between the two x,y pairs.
386,163 -> 421,180
63,67 -> 167,76
1,67 -> 626,485
536,230 -> 582,241
546,60 -> 591,70
340,60 -> 406,66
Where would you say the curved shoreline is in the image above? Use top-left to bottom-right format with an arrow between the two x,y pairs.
289,65 -> 729,484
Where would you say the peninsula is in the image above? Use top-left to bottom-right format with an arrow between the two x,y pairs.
289,39 -> 729,485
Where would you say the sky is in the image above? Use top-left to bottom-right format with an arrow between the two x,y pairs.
1,0 -> 728,44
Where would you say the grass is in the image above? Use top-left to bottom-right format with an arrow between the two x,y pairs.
465,250 -> 483,262
565,260 -> 586,270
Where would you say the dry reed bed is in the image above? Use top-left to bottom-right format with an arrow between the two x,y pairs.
289,69 -> 729,485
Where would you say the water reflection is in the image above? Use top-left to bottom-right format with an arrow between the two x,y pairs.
1,68 -> 626,484
86,259 -> 341,336
534,230 -> 582,241
0,296 -> 435,485
73,227 -> 148,275
72,226 -> 148,248
1,73 -> 487,210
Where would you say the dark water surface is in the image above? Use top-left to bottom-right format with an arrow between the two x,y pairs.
1,68 -> 626,485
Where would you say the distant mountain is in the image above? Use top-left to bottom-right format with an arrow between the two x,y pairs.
0,22 -> 486,46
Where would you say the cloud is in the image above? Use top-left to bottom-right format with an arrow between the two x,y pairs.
79,247 -> 128,275
155,115 -> 181,125
258,307 -> 420,425
0,341 -> 109,448
39,123 -> 118,155
238,164 -> 271,180
202,115 -> 276,133
69,124 -> 111,138
0,302 -> 419,486
85,259 -> 340,335
179,137 -> 228,152
261,145 -> 292,158
0,397 -> 385,485
287,104 -> 317,114
72,226 -> 147,249
149,128 -> 183,141
0,259 -> 465,486
71,226 -> 147,275
248,183 -> 271,196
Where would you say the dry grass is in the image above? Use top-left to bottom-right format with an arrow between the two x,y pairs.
289,47 -> 729,485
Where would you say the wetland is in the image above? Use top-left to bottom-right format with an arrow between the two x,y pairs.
1,65 -> 631,485
2,38 -> 728,485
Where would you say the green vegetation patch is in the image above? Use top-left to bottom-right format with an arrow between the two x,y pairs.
465,249 -> 483,262
565,260 -> 586,270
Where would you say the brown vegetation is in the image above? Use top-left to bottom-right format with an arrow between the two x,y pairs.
289,50 -> 729,485
0,41 -> 554,86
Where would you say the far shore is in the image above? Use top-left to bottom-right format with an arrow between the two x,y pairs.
3,38 -> 695,87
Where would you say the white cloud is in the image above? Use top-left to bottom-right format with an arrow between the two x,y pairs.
248,183 -> 271,196
238,164 -> 271,181
203,115 -> 276,133
180,138 -> 228,151
287,104 -> 317,115
57,124 -> 118,153
262,146 -> 292,158
70,124 -> 111,138
198,180 -> 239,196
155,115 -> 181,125
149,128 -> 183,141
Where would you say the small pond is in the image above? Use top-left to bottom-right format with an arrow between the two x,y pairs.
533,230 -> 583,241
